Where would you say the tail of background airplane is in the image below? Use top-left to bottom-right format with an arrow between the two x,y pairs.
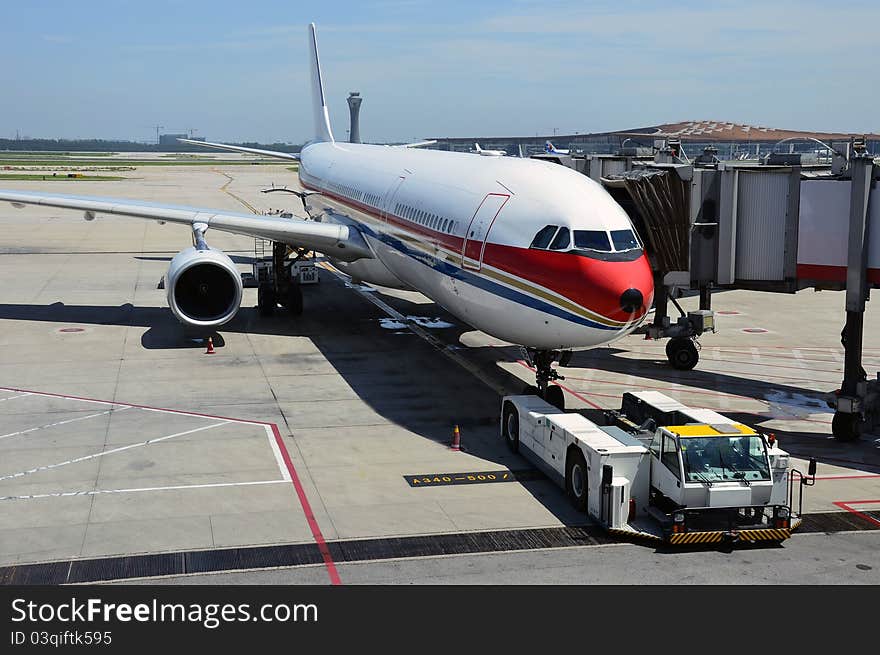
308,23 -> 335,143
544,141 -> 555,153
474,143 -> 483,152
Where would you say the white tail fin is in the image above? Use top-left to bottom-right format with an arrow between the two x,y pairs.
308,23 -> 335,143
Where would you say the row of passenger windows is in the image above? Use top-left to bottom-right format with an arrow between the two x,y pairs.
327,181 -> 381,209
395,202 -> 458,235
529,225 -> 641,253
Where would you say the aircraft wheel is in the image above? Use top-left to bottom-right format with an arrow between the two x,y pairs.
832,411 -> 862,442
257,283 -> 276,317
502,401 -> 519,453
667,338 -> 699,370
545,384 -> 565,411
566,449 -> 588,512
287,284 -> 303,316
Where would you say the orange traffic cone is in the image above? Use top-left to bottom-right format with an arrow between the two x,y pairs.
450,425 -> 461,451
205,337 -> 216,354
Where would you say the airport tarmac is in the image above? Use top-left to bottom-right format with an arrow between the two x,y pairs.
0,161 -> 878,584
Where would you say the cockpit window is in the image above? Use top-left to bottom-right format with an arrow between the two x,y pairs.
530,225 -> 559,249
549,227 -> 570,250
611,229 -> 640,251
573,230 -> 612,252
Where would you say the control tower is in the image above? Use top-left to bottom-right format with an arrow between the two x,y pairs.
347,91 -> 362,144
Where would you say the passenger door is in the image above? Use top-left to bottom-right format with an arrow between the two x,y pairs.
461,193 -> 508,270
382,176 -> 406,221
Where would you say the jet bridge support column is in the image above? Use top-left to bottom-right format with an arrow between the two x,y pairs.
833,153 -> 877,441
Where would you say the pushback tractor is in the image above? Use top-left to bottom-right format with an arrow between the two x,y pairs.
501,391 -> 816,545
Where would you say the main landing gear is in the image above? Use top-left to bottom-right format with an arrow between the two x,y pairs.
523,349 -> 571,411
257,241 -> 305,318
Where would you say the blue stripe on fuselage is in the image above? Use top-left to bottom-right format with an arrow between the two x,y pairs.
349,218 -> 617,332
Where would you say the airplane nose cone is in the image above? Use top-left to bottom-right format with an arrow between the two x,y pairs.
619,288 -> 644,314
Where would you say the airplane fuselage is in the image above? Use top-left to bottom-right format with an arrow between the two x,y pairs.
299,142 -> 654,350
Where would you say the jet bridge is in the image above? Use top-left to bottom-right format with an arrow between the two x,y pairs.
598,146 -> 879,442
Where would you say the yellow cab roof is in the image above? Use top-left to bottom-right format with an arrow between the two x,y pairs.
663,424 -> 756,437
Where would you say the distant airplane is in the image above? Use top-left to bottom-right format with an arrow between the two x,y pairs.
472,143 -> 506,157
545,141 -> 570,155
0,23 -> 653,408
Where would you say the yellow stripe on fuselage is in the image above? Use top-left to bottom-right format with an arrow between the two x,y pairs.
318,192 -> 631,329
436,247 -> 630,328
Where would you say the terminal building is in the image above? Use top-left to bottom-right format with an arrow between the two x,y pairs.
427,120 -> 880,159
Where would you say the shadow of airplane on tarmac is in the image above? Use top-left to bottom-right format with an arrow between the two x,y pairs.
1,272 -> 876,536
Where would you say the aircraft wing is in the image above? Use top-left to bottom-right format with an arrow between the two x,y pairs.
397,140 -> 437,148
177,138 -> 300,161
0,189 -> 372,261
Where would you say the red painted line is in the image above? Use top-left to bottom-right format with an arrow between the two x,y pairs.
515,361 -> 602,409
560,373 -> 754,400
557,373 -> 837,421
706,348 -> 871,366
570,355 -> 842,382
703,356 -> 842,375
0,385 -> 264,425
269,423 -> 341,585
626,345 -> 880,352
510,371 -> 835,425
696,366 -> 839,383
0,385 -> 342,585
833,500 -> 880,528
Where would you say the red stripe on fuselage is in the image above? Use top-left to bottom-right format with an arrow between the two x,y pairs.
303,180 -> 653,323
482,244 -> 654,323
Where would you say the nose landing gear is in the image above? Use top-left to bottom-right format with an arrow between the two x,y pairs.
523,349 -> 570,410
665,337 -> 700,371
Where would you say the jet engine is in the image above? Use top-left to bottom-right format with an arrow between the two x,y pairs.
166,246 -> 243,329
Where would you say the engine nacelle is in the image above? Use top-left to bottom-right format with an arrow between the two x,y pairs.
166,246 -> 243,328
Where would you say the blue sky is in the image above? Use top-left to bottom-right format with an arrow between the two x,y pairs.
1,0 -> 877,143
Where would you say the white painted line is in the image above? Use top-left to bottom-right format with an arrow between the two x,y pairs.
0,479 -> 287,501
792,349 -> 808,368
0,389 -> 127,408
266,424 -> 291,481
0,421 -> 229,482
0,392 -> 33,402
750,347 -> 761,363
0,406 -> 132,441
0,388 -> 271,429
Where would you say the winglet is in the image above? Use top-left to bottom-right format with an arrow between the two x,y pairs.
309,23 -> 335,143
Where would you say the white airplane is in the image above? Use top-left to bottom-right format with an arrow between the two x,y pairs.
544,141 -> 570,155
0,23 -> 653,408
472,143 -> 506,157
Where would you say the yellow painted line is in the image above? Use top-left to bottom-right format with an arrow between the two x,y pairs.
214,169 -> 259,214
